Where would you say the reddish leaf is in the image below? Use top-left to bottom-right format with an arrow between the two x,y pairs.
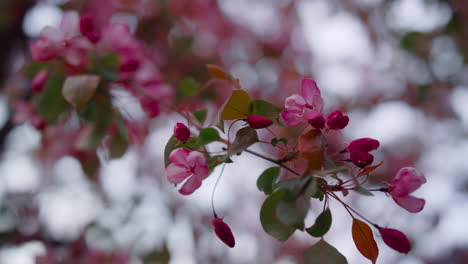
298,129 -> 324,172
352,219 -> 379,264
206,64 -> 232,81
358,161 -> 384,176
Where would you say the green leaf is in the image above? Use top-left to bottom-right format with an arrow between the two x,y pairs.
193,109 -> 207,124
251,99 -> 282,120
271,137 -> 288,147
91,54 -> 119,81
276,176 -> 316,201
257,167 -> 280,195
62,74 -> 100,110
260,190 -> 296,241
306,208 -> 332,237
179,77 -> 200,98
198,128 -> 220,145
400,32 -> 423,53
303,240 -> 348,264
221,90 -> 251,120
276,194 -> 309,230
35,73 -> 68,123
76,103 -> 114,150
227,127 -> 258,155
109,112 -> 129,159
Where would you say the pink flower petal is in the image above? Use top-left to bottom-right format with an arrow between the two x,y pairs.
186,151 -> 209,176
60,11 -> 80,40
178,176 -> 202,195
393,195 -> 425,213
391,167 -> 426,196
280,110 -> 302,126
301,78 -> 324,112
284,94 -> 305,113
169,148 -> 190,165
165,163 -> 191,184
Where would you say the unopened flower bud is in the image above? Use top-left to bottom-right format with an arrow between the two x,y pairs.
174,123 -> 190,142
326,110 -> 349,130
246,116 -> 273,129
379,227 -> 411,254
307,112 -> 325,129
212,218 -> 235,248
31,71 -> 49,93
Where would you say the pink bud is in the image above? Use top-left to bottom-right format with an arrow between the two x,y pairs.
212,218 -> 235,248
326,110 -> 349,130
348,138 -> 380,153
246,116 -> 273,129
350,151 -> 374,168
173,123 -> 190,142
307,112 -> 325,129
79,15 -> 101,43
31,71 -> 49,93
379,228 -> 411,254
120,57 -> 140,72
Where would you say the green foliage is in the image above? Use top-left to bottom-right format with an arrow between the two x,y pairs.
303,240 -> 348,264
257,167 -> 280,195
306,208 -> 332,237
271,137 -> 287,147
35,73 -> 68,123
76,102 -> 114,150
276,194 -> 309,230
198,128 -> 220,145
251,99 -> 282,120
193,109 -> 207,123
260,190 -> 296,241
90,54 -> 119,81
178,77 -> 200,98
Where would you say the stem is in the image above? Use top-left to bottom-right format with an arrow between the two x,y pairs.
211,163 -> 227,218
244,149 -> 301,177
328,192 -> 375,226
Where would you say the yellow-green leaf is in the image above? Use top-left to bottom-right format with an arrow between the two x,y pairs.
352,219 -> 379,264
220,90 -> 251,120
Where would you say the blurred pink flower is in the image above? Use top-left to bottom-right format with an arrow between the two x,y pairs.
326,110 -> 349,130
212,218 -> 235,248
79,15 -> 101,43
280,78 -> 324,126
379,227 -> 411,254
389,167 -> 426,213
31,70 -> 49,93
30,11 -> 92,67
165,148 -> 209,195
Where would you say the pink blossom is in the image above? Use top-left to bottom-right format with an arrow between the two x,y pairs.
212,218 -> 235,248
379,227 -> 411,254
348,138 -> 380,168
79,15 -> 101,43
246,116 -> 273,129
307,112 -> 325,129
30,11 -> 92,67
174,123 -> 190,142
165,148 -> 209,195
12,101 -> 46,130
140,97 -> 159,118
280,78 -> 324,126
326,110 -> 349,130
389,167 -> 426,213
31,71 -> 49,93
